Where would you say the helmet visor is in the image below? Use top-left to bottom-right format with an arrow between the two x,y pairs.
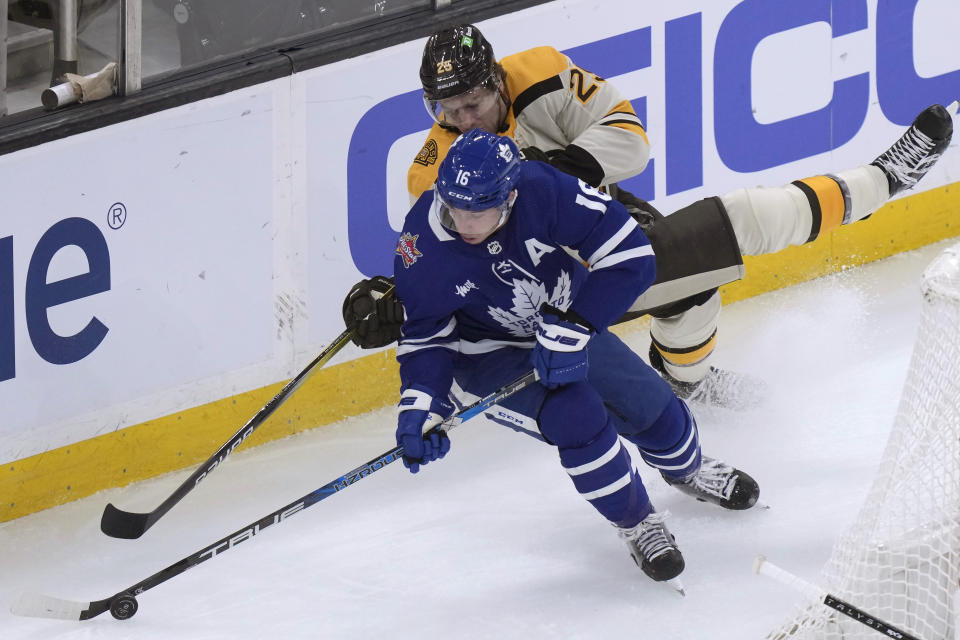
423,73 -> 501,129
433,188 -> 515,238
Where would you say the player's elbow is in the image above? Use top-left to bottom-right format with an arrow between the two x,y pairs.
627,136 -> 651,175
601,136 -> 651,185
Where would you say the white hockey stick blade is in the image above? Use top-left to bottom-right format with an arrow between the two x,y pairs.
10,592 -> 88,620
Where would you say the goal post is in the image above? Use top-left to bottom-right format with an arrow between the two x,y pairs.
765,241 -> 960,640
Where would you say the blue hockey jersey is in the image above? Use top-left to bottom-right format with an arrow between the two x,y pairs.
394,161 -> 657,397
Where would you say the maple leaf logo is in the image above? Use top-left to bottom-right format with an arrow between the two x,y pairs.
487,271 -> 573,337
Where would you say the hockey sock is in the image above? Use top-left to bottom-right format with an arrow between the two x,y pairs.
630,397 -> 702,481
557,419 -> 653,529
539,383 -> 653,529
792,165 -> 889,241
722,164 -> 888,256
649,290 -> 721,384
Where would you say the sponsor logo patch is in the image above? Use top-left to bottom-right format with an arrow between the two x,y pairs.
396,232 -> 423,268
455,280 -> 478,297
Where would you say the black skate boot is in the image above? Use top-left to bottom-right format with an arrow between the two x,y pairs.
662,456 -> 760,510
871,103 -> 954,197
617,510 -> 685,583
648,344 -> 765,411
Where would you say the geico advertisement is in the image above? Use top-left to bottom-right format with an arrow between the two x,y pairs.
315,0 -> 960,330
3,0 -> 960,460
0,91 -> 277,459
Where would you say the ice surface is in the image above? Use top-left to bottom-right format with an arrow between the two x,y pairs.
1,241 -> 952,640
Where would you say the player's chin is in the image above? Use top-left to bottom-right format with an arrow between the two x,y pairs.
461,235 -> 484,244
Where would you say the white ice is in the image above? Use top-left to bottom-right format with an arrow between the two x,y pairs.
1,240 -> 952,640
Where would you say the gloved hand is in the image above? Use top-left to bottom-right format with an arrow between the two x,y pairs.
341,275 -> 405,349
519,146 -> 551,163
396,385 -> 455,473
520,146 -> 599,188
609,184 -> 664,231
532,303 -> 595,389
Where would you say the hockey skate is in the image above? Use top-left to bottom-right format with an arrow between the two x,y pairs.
649,345 -> 766,411
871,102 -> 955,197
662,456 -> 760,510
617,510 -> 685,588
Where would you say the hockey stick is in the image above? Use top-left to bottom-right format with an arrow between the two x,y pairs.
13,370 -> 537,622
753,555 -> 921,640
101,323 -> 362,540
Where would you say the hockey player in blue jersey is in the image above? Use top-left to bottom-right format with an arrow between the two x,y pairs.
345,23 -> 956,412
392,128 -> 759,586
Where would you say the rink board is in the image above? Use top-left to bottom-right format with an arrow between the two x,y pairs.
2,0 -> 960,522
3,184 -> 958,523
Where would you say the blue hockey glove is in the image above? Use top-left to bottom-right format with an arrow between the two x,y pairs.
396,385 -> 455,473
532,304 -> 595,389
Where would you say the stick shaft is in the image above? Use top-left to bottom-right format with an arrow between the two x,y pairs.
29,370 -> 536,620
100,327 -> 356,538
754,555 -> 922,640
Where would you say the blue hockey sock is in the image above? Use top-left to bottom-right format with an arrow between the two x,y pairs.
632,397 -> 702,481
557,418 -> 652,529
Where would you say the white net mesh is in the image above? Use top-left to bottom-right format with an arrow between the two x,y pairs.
767,242 -> 960,640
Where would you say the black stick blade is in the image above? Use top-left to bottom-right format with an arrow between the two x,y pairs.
100,503 -> 152,539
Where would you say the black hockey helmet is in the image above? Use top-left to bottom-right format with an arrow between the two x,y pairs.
420,24 -> 498,102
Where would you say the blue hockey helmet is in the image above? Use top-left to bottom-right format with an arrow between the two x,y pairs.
435,128 -> 521,212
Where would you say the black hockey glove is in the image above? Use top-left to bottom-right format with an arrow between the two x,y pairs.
519,146 -> 551,163
609,184 -> 664,232
341,275 -> 405,349
521,145 -> 605,188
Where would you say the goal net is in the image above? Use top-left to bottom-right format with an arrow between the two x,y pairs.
767,242 -> 960,640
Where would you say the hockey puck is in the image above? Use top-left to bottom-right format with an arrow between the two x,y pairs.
109,594 -> 139,620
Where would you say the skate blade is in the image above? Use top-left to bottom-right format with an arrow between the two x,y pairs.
668,577 -> 686,596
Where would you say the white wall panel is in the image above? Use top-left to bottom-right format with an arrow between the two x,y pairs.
2,0 -> 959,461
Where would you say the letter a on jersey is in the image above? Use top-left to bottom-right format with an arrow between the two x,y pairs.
524,238 -> 555,266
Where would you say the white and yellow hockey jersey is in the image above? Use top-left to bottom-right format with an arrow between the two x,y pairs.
408,46 -> 649,202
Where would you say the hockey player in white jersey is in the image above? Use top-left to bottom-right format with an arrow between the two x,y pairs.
392,128 -> 759,586
344,23 -> 957,410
